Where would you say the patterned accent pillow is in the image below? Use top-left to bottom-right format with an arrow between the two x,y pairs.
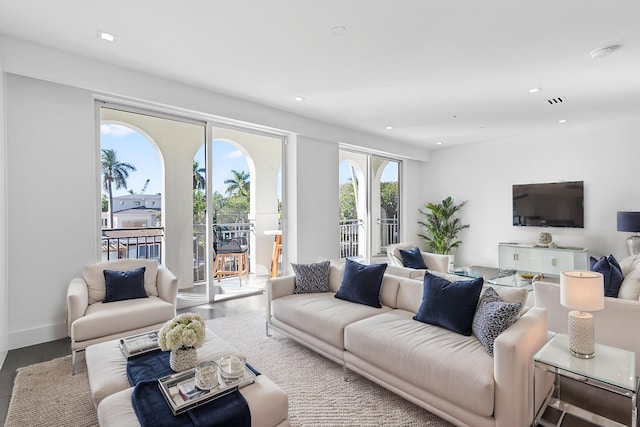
291,261 -> 330,294
472,287 -> 522,356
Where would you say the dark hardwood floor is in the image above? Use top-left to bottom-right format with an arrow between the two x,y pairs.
0,293 -> 265,425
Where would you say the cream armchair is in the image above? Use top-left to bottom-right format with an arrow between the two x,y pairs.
386,242 -> 450,276
67,259 -> 178,372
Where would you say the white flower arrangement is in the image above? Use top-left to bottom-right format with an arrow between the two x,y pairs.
158,312 -> 206,351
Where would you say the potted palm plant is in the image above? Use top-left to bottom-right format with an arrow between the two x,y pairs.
418,197 -> 469,269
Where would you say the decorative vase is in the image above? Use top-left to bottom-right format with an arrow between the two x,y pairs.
170,347 -> 198,372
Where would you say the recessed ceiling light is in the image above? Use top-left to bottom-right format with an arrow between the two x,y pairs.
590,45 -> 618,59
385,126 -> 393,130
331,26 -> 348,36
529,87 -> 542,93
436,141 -> 443,145
97,30 -> 116,42
558,119 -> 568,123
294,96 -> 305,102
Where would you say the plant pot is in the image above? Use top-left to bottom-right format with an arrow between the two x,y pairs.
170,347 -> 198,372
446,254 -> 455,272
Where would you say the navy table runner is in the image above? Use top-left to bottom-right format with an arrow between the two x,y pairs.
126,350 -> 253,427
126,349 -> 173,386
131,380 -> 251,427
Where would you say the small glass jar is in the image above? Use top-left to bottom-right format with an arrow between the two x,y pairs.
194,361 -> 218,390
217,355 -> 245,382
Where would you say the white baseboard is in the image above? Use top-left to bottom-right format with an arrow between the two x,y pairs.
0,350 -> 7,370
8,321 -> 67,350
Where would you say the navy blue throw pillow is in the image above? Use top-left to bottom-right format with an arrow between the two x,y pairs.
590,255 -> 623,298
335,259 -> 387,308
413,272 -> 483,336
399,247 -> 428,269
103,267 -> 148,303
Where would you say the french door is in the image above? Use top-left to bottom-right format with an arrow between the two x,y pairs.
339,149 -> 401,261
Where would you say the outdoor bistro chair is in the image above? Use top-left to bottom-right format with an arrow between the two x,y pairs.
213,236 -> 249,284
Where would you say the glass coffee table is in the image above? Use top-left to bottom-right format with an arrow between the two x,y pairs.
450,265 -> 559,288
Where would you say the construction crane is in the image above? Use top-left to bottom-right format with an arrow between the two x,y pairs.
140,179 -> 150,194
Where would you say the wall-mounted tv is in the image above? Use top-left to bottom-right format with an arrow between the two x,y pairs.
513,181 -> 584,228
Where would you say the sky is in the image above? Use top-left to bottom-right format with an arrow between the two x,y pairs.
100,124 -> 249,197
100,123 -> 396,198
339,159 -> 398,184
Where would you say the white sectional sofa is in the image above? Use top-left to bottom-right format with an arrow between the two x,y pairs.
266,265 -> 551,427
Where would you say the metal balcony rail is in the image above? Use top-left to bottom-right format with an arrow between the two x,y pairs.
102,227 -> 164,263
379,217 -> 399,253
192,222 -> 254,283
339,219 -> 363,258
339,218 -> 399,258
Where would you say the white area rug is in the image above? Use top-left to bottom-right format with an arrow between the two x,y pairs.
6,309 -> 452,426
208,309 -> 452,426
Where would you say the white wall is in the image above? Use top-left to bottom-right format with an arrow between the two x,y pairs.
287,136 -> 339,265
0,36 -> 428,163
6,74 -> 97,348
421,117 -> 640,269
0,55 -> 8,366
2,64 -> 420,348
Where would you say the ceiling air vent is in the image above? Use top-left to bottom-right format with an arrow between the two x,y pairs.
547,96 -> 567,105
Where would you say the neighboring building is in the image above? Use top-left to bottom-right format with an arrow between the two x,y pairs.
101,193 -> 163,262
102,193 -> 162,229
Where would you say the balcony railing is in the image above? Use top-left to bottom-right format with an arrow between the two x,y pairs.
339,219 -> 362,258
193,222 -> 254,283
339,218 -> 399,258
379,217 -> 399,254
102,227 -> 164,263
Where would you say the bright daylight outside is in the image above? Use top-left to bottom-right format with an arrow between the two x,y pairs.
100,123 -> 253,296
338,157 -> 399,259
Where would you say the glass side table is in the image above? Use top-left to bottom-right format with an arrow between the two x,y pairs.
533,334 -> 638,427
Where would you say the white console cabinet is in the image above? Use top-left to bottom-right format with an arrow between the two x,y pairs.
498,243 -> 588,276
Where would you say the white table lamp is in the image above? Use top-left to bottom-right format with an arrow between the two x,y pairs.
560,271 -> 604,359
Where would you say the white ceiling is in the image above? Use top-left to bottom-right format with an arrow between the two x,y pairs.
1,0 -> 639,149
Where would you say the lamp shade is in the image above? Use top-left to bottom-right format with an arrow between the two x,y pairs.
560,271 -> 604,312
617,211 -> 640,232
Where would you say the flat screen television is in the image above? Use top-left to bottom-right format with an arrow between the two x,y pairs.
512,181 -> 584,228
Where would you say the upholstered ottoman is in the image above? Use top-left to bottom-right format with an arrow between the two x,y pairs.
97,375 -> 290,427
86,329 -> 245,406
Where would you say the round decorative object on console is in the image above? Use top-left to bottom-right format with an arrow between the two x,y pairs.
537,232 -> 552,247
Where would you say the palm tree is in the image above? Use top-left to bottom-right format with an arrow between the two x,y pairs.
193,161 -> 206,190
224,169 -> 250,198
101,148 -> 136,228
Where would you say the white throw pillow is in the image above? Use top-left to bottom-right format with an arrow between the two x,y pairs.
618,269 -> 640,301
619,254 -> 640,277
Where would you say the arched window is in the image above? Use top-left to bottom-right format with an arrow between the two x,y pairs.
100,120 -> 163,262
